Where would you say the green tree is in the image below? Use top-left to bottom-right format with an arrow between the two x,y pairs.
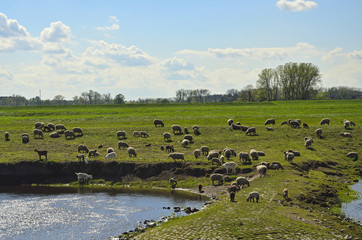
114,94 -> 125,104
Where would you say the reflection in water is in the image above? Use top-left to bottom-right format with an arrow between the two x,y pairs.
343,180 -> 362,222
0,186 -> 205,240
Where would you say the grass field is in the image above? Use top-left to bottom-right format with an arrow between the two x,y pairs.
0,100 -> 361,239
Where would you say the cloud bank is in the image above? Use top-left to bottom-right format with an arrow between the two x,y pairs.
276,0 -> 318,12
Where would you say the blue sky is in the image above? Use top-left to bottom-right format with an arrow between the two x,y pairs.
0,0 -> 361,100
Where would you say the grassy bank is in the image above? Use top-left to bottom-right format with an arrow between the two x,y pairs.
0,100 -> 361,239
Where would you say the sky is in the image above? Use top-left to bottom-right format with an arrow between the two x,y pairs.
0,0 -> 361,101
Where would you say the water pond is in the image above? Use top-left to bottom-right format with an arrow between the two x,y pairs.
342,179 -> 362,223
0,186 -> 206,240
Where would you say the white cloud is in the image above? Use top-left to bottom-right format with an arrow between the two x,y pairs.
0,69 -> 13,80
160,57 -> 195,71
0,12 -> 29,37
349,51 -> 362,60
40,21 -> 71,42
276,0 -> 318,12
96,16 -> 120,31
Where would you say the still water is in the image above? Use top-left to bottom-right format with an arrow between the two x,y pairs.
343,179 -> 362,223
0,186 -> 205,240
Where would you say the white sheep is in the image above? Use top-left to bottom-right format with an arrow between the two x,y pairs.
320,118 -> 330,125
163,132 -> 172,142
207,150 -> 220,160
284,152 -> 294,161
246,127 -> 256,135
304,137 -> 313,148
75,172 -> 92,184
181,139 -> 190,148
238,152 -> 251,164
256,165 -> 267,176
168,152 -> 185,163
315,128 -> 323,139
340,132 -> 352,138
222,162 -> 237,175
105,151 -> 117,161
224,148 -> 237,160
250,149 -> 259,160
236,177 -> 250,189
107,147 -> 114,153
210,173 -> 223,186
227,119 -> 234,126
193,149 -> 201,159
346,152 -> 358,161
127,147 -> 137,157
247,192 -> 259,202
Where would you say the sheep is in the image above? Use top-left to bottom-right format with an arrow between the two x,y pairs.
33,129 -> 44,139
153,119 -> 164,127
48,123 -> 55,131
117,131 -> 126,139
236,177 -> 250,189
201,146 -> 210,156
238,152 -> 251,164
49,131 -> 60,138
184,127 -> 189,134
88,149 -> 98,157
230,123 -> 242,131
4,132 -> 10,141
247,192 -> 259,202
268,161 -> 283,170
224,148 -> 237,160
257,151 -> 266,157
303,123 -> 309,128
282,188 -> 289,198
34,149 -> 48,161
118,141 -> 129,149
133,131 -> 141,137
140,131 -> 149,138
284,151 -> 295,161
256,165 -> 267,176
193,149 -> 201,159
55,124 -> 66,133
207,150 -> 221,160
228,185 -> 240,193
288,149 -> 300,156
75,172 -> 92,184
290,120 -> 300,128
42,126 -> 51,132
107,147 -> 114,153
145,143 -> 151,147
346,152 -> 358,161
105,151 -> 117,161
266,127 -> 274,131
250,149 -> 259,160
296,119 -> 301,125
222,162 -> 237,175
165,145 -> 175,153
35,122 -> 45,129
315,128 -> 323,139
78,144 -> 89,153
198,183 -> 203,193
227,119 -> 234,126
22,134 -> 29,144
304,137 -> 313,148
163,132 -> 172,142
340,132 -> 352,138
320,118 -> 330,125
160,146 -> 165,151
241,125 -> 249,132
349,120 -> 356,126
169,178 -> 177,188
172,125 -> 183,135
184,134 -> 194,142
246,127 -> 256,135
181,139 -> 190,148
280,121 -> 288,125
193,128 -> 201,136
72,127 -> 83,136
210,173 -> 223,186
192,125 -> 200,131
211,157 -> 221,166
168,152 -> 185,163
127,147 -> 137,157
76,154 -> 85,162
264,118 -> 275,125
64,130 -> 76,139
229,191 -> 236,202
220,155 -> 225,163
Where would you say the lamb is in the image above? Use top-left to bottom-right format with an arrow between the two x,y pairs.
207,150 -> 221,160
49,131 -> 60,138
230,124 -> 242,131
315,128 -> 323,139
168,152 -> 185,163
181,139 -> 190,148
163,132 -> 172,142
105,151 -> 117,161
236,177 -> 250,189
78,144 -> 89,153
172,125 -> 183,135
280,121 -> 288,125
210,173 -> 223,186
33,129 -> 44,139
284,151 -> 294,161
349,120 -> 356,126
229,191 -> 236,202
193,126 -> 201,135
282,188 -> 289,198
238,152 -> 251,164
72,127 -> 83,136
4,132 -> 10,141
227,119 -> 234,126
140,131 -> 149,138
303,123 -> 309,128
88,149 -> 98,157
35,122 -> 45,129
201,146 -> 210,156
34,149 -> 48,161
169,178 -> 177,188
76,154 -> 85,162
246,127 -> 256,135
222,162 -> 237,175
75,172 -> 92,184
220,155 -> 225,163
48,123 -> 55,131
184,134 -> 194,142
320,118 -> 330,125
269,161 -> 283,170
55,124 -> 66,133
247,192 -> 259,202
340,132 -> 352,138
266,127 -> 274,131
64,130 -> 76,139
256,165 -> 267,176
264,118 -> 275,125
288,149 -> 300,156
133,131 -> 141,137
193,149 -> 201,159
22,133 -> 29,144
165,145 -> 175,153
250,149 -> 259,160
228,185 -> 240,193
107,147 -> 114,153
184,127 -> 189,134
118,141 -> 129,149
211,157 -> 221,166
257,151 -> 266,157
290,120 -> 300,128
153,119 -> 164,127
224,148 -> 237,160
127,147 -> 137,157
346,152 -> 358,161
117,131 -> 126,139
304,137 -> 313,148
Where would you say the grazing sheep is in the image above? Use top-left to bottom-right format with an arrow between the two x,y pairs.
340,132 -> 352,138
64,130 -> 76,139
236,177 -> 250,189
75,172 -> 92,184
246,127 -> 256,135
211,157 -> 221,166
145,143 -> 151,147
224,148 -> 237,160
72,127 -> 83,136
117,131 -> 127,139
266,127 -> 274,131
172,125 -> 183,135
228,185 -> 240,193
304,137 -> 313,148
201,146 -> 210,156
35,122 -> 45,129
220,155 -> 225,163
33,129 -> 44,139
288,149 -> 300,156
165,145 -> 175,153
296,119 -> 302,125
269,161 -> 283,170
140,131 -> 149,138
320,118 -> 330,125
264,118 -> 275,125
193,149 -> 201,159
184,127 -> 189,134
168,152 -> 185,163
193,126 -> 201,135
192,125 -> 200,131
49,131 -> 60,138
247,192 -> 260,202
153,119 -> 164,127
169,178 -> 177,188
78,144 -> 89,153
181,139 -> 190,148
210,173 -> 223,186
22,134 -> 29,144
346,152 -> 358,161
238,152 -> 251,164
284,152 -> 295,161
184,134 -> 193,142
55,124 -> 66,133
34,149 -> 48,161
349,120 -> 356,126
227,119 -> 234,126
133,131 -> 141,137
163,132 -> 172,142
4,132 -> 10,141
207,150 -> 221,160
256,165 -> 267,176
107,147 -> 114,153
229,191 -> 236,202
160,146 -> 165,151
76,154 -> 85,162
105,151 -> 117,161
230,123 -> 242,131
250,149 -> 259,160
315,128 -> 323,139
290,120 -> 300,128
241,125 -> 249,132
282,188 -> 289,198
222,162 -> 237,175
88,149 -> 98,157
303,123 -> 309,128
118,141 -> 129,149
127,147 -> 137,157
257,151 -> 266,157
48,123 -> 55,131
280,121 -> 288,125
